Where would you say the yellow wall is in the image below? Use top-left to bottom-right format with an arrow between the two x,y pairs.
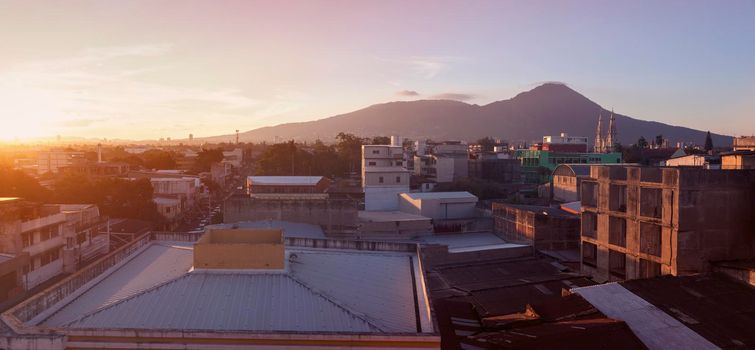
194,229 -> 285,269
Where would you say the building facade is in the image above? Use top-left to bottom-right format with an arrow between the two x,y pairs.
733,136 -> 755,151
580,165 -> 755,282
516,149 -> 622,184
721,151 -> 755,170
362,139 -> 410,211
492,202 -> 580,250
246,176 -> 330,199
37,150 -> 86,174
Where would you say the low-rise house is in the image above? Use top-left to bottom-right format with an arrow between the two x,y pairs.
721,150 -> 755,170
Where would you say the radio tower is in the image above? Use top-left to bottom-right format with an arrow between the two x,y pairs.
235,129 -> 240,144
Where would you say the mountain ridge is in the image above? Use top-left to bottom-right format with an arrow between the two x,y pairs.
198,83 -> 731,146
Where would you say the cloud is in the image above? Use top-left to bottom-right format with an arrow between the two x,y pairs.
59,118 -> 105,128
396,90 -> 420,96
430,93 -> 476,101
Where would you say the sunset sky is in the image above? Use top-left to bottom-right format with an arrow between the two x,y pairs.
1,0 -> 754,141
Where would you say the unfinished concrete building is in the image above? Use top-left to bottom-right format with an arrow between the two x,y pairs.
580,165 -> 755,282
492,202 -> 580,250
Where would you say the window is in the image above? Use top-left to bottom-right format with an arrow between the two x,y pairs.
368,161 -> 376,166
639,259 -> 661,278
640,188 -> 663,219
609,216 -> 627,247
378,176 -> 384,183
582,242 -> 598,267
395,176 -> 401,183
21,232 -> 32,248
609,250 -> 626,278
609,184 -> 627,212
640,223 -> 662,257
582,212 -> 598,239
372,150 -> 380,154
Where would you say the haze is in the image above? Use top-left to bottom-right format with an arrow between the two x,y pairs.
1,0 -> 754,141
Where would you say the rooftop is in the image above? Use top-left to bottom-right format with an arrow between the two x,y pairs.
363,166 -> 410,173
358,210 -> 431,223
206,220 -> 326,239
416,232 -> 526,253
34,241 -> 429,334
247,176 -> 324,186
402,191 -> 477,200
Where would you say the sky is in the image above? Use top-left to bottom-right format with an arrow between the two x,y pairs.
0,0 -> 754,141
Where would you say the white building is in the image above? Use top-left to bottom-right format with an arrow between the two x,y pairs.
59,204 -> 109,273
398,191 -> 478,220
362,137 -> 410,211
222,148 -> 244,168
413,141 -> 469,183
37,150 -> 86,174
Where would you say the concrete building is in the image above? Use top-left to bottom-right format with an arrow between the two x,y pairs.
531,133 -> 589,153
0,229 -> 439,349
413,141 -> 469,183
580,165 -> 755,282
551,164 -> 592,202
59,204 -> 109,272
467,155 -> 521,183
721,150 -> 755,170
398,192 -> 478,220
58,161 -> 131,178
246,176 -> 329,199
492,202 -> 580,250
733,135 -> 755,151
37,150 -> 86,174
662,153 -> 721,169
362,137 -> 410,211
222,148 -> 244,168
516,149 -> 622,184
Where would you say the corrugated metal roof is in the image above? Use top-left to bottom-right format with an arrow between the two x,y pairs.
572,283 -> 718,350
41,243 -> 421,334
206,220 -> 326,239
68,273 -> 380,333
248,176 -> 324,186
42,242 -> 193,326
417,232 -> 525,252
290,250 -> 417,332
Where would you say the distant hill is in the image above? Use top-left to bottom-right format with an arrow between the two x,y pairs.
199,83 -> 731,146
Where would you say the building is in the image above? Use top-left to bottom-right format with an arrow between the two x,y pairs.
733,135 -> 755,151
59,204 -> 109,272
59,161 -> 130,178
551,164 -> 593,202
37,150 -> 86,174
580,165 -> 755,282
515,149 -> 622,184
492,202 -> 580,250
468,155 -> 521,183
721,150 -> 755,170
662,153 -> 721,169
573,273 -> 755,349
594,111 -> 617,153
0,228 -> 439,349
246,176 -> 329,199
399,192 -> 478,220
413,141 -> 469,183
531,133 -> 588,153
222,148 -> 244,168
362,137 -> 410,211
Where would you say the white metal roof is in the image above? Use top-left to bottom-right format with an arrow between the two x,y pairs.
40,242 -> 421,334
416,232 -> 526,253
572,283 -> 718,350
401,191 -> 477,201
248,176 -> 324,186
206,221 -> 326,239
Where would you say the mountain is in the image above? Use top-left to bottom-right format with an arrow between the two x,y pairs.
200,83 -> 731,146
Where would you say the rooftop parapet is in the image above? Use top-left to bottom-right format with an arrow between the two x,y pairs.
193,228 -> 285,270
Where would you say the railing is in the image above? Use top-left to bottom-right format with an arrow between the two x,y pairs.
7,233 -> 151,325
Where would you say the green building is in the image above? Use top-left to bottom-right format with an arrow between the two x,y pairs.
515,150 -> 622,184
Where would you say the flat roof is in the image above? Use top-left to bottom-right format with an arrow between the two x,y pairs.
417,232 -> 526,253
402,191 -> 477,201
248,176 -> 324,186
206,221 -> 326,239
37,241 -> 425,334
358,210 -> 431,223
363,166 -> 410,173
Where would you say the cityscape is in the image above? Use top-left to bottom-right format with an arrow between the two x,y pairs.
1,1 -> 754,350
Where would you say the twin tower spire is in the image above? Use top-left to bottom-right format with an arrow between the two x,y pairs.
594,110 -> 617,153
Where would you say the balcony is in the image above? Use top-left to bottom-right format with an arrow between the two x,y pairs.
23,235 -> 64,257
20,213 -> 66,233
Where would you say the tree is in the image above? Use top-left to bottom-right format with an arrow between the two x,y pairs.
191,148 -> 224,173
476,137 -> 496,152
53,175 -> 161,222
370,136 -> 391,145
335,132 -> 366,174
704,131 -> 713,152
637,136 -> 649,149
141,149 -> 177,169
0,167 -> 53,202
655,135 -> 664,148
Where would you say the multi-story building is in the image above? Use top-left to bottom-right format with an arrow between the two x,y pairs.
516,149 -> 622,184
721,151 -> 755,170
222,148 -> 244,168
580,165 -> 755,282
37,150 -> 86,174
733,135 -> 755,151
492,202 -> 580,250
413,141 -> 469,183
59,204 -> 109,272
468,156 -> 521,183
246,176 -> 330,199
531,133 -> 588,153
362,137 -> 410,211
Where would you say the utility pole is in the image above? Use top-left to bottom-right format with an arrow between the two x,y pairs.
236,130 -> 239,145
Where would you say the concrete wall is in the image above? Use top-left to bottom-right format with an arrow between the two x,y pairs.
365,187 -> 407,211
493,203 -> 580,250
553,174 -> 579,202
399,196 -> 476,220
223,197 -> 359,235
194,229 -> 285,270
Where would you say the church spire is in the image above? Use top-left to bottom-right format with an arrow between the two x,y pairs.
606,109 -> 616,153
594,112 -> 604,153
